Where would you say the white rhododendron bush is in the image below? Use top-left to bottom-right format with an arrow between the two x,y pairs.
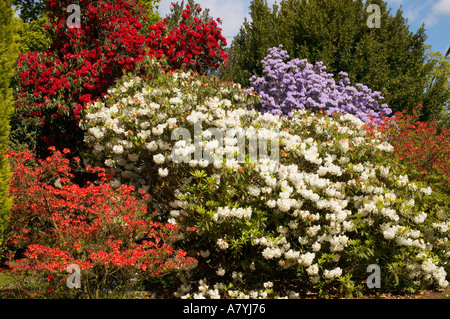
81,57 -> 450,298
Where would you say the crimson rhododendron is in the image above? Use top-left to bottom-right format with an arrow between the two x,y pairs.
2,148 -> 197,298
12,0 -> 227,158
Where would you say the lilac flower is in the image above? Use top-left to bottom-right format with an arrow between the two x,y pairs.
249,45 -> 392,123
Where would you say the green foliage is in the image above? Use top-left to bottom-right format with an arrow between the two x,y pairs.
138,0 -> 163,31
0,0 -> 18,245
12,15 -> 51,53
421,46 -> 450,128
220,0 -> 278,85
13,0 -> 46,23
221,0 -> 444,123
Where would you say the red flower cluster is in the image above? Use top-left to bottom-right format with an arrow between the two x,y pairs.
13,0 -> 227,156
365,104 -> 450,189
146,5 -> 227,73
3,147 -> 197,297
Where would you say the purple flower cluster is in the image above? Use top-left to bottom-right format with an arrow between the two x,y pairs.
248,45 -> 392,122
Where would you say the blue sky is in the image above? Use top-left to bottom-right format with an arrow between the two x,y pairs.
157,0 -> 450,55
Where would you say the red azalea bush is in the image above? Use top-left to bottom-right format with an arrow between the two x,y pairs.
11,0 -> 227,158
1,147 -> 197,298
365,103 -> 450,195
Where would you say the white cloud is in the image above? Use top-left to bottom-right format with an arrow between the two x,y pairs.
435,0 -> 450,12
424,0 -> 450,27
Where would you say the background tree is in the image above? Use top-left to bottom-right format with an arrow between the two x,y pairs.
221,0 -> 447,122
13,0 -> 46,23
220,0 -> 278,84
421,46 -> 450,128
0,0 -> 18,245
137,0 -> 163,31
12,15 -> 51,53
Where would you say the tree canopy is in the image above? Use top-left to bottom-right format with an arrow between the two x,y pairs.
220,0 -> 449,123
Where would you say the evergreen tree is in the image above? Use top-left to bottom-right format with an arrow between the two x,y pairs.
12,15 -> 51,53
13,0 -> 46,23
220,0 -> 279,86
137,0 -> 163,31
421,46 -> 450,127
221,0 -> 447,121
0,0 -> 18,245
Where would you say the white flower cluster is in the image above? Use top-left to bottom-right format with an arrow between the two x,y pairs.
177,277 -> 284,299
212,206 -> 252,222
421,257 -> 449,289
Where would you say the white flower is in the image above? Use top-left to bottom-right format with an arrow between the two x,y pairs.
323,267 -> 342,279
158,167 -> 169,177
381,208 -> 399,222
413,212 -> 427,224
169,97 -> 183,105
352,163 -> 364,173
112,144 -> 124,155
378,165 -> 390,178
88,127 -> 104,139
312,242 -> 321,252
420,187 -> 432,196
152,124 -> 165,136
110,178 -> 121,188
217,238 -> 229,250
306,225 -> 321,237
262,247 -> 282,259
153,153 -> 165,164
266,199 -> 277,208
263,281 -> 273,289
104,159 -> 114,167
200,250 -> 210,258
376,141 -> 394,152
247,185 -> 261,197
381,223 -> 398,240
170,210 -> 181,218
339,139 -> 349,153
397,174 -> 409,187
216,267 -> 226,276
298,252 -> 315,267
167,218 -> 177,225
284,249 -> 300,260
146,141 -> 158,152
306,264 -> 319,276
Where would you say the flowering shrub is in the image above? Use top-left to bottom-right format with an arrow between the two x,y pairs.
366,105 -> 449,192
11,0 -> 227,157
146,4 -> 227,74
248,45 -> 392,123
81,58 -> 449,298
1,147 -> 196,298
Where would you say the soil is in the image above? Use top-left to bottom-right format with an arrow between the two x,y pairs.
360,285 -> 450,299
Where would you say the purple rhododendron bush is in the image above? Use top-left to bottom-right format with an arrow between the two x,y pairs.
249,45 -> 392,123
